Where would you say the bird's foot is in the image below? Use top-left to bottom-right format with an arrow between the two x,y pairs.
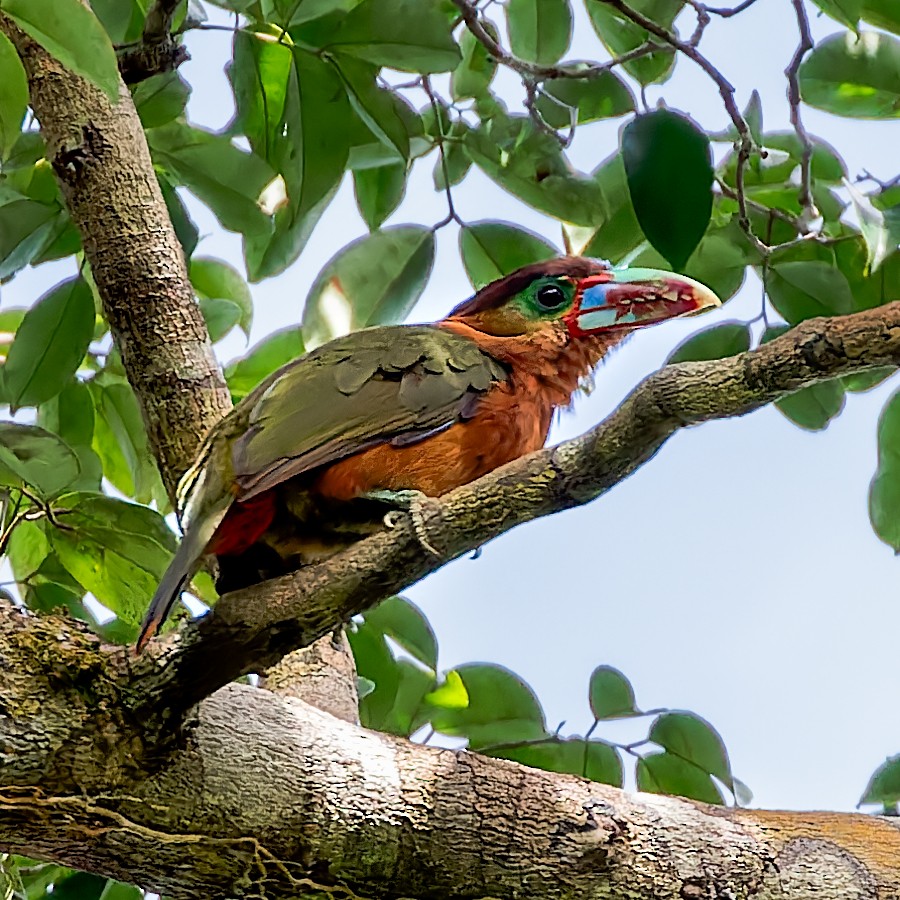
364,489 -> 443,557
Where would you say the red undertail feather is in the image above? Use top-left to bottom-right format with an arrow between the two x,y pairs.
208,491 -> 278,556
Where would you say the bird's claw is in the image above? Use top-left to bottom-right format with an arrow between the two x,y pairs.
366,489 -> 443,557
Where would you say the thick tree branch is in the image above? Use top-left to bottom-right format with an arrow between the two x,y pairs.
1,612 -> 899,900
0,14 -> 230,496
117,0 -> 190,84
129,301 -> 900,721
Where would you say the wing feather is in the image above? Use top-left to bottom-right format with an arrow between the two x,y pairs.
232,326 -> 507,501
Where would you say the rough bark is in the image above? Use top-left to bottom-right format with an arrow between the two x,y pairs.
0,14 -> 230,496
1,609 -> 898,899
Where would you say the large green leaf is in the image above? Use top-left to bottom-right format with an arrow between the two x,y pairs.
535,72 -> 635,128
860,754 -> 900,805
324,0 -> 460,72
37,379 -> 103,491
586,0 -> 681,85
459,220 -> 558,288
811,0 -> 862,30
588,665 -> 638,719
49,492 -> 176,625
278,0 -> 365,26
224,326 -> 305,400
0,423 -> 80,497
799,31 -> 900,119
506,0 -> 572,65
426,663 -> 546,748
622,110 -> 713,271
861,0 -> 900,34
6,518 -> 50,582
158,172 -> 199,259
648,712 -> 733,789
581,153 -> 644,263
451,24 -> 498,100
349,622 -> 401,727
637,751 -> 725,804
1,0 -> 120,101
148,122 -> 275,237
132,71 -> 190,129
667,322 -> 751,364
767,260 -> 854,322
3,277 -> 94,410
302,226 -> 435,347
190,256 -> 254,336
465,113 -> 606,226
353,162 -> 408,231
361,595 -> 437,669
492,739 -> 624,786
0,192 -> 59,279
0,31 -> 27,161
869,388 -> 900,550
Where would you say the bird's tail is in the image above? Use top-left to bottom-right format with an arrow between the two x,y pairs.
135,498 -> 231,653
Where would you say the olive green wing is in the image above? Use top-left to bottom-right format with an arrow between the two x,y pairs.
231,325 -> 508,500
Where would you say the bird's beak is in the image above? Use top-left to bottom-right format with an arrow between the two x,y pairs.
571,268 -> 721,334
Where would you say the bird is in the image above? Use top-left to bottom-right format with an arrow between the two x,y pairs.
136,257 -> 719,651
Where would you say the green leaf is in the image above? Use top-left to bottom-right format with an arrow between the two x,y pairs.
426,663 -> 546,748
0,423 -> 80,497
373,658 -> 436,737
302,226 -> 435,347
451,24 -> 498,100
637,751 -> 725,804
349,622 -> 401,727
49,492 -> 176,625
492,739 -> 623,786
47,871 -> 109,900
199,298 -> 242,343
459,220 -> 558,288
811,0 -> 862,30
37,379 -> 103,491
588,665 -> 638,719
224,327 -> 305,400
535,72 -> 635,128
581,153 -> 644,263
244,48 -> 352,280
0,31 -> 27,161
3,277 -> 94,410
843,367 -> 894,392
0,194 -> 59,279
775,380 -> 846,431
767,260 -> 854,322
191,256 -> 254,336
799,31 -> 900,119
681,223 -> 753,301
281,0 -> 365,26
860,754 -> 900,805
861,0 -> 900,34
354,163 -> 408,231
667,322 -> 751,364
586,0 -> 681,85
623,110 -> 713,271
6,519 -> 50,581
92,0 -> 143,43
132,72 -> 190,129
846,180 -> 900,272
869,388 -> 900,550
1,0 -> 120,101
148,122 -> 275,237
506,0 -> 572,66
648,711 -> 733,789
362,595 -> 437,669
324,0 -> 460,72
465,113 -> 606,226
158,172 -> 199,259
88,380 -> 165,505
332,56 -> 411,161
98,879 -> 143,900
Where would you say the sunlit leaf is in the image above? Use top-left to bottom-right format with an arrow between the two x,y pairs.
648,711 -> 733,789
459,220 -> 557,288
3,277 -> 94,410
302,226 -> 434,347
0,31 -> 27,161
860,753 -> 900,805
451,23 -> 498,100
637,751 -> 725,804
362,595 -> 437,669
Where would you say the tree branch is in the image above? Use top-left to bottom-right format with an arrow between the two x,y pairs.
117,0 -> 190,85
129,301 -> 900,721
0,14 -> 231,497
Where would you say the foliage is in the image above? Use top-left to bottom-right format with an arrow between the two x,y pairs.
0,0 -> 898,892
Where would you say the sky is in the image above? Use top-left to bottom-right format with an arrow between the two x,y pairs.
5,0 -> 900,813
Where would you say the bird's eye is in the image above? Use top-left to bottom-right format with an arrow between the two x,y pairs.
535,283 -> 566,309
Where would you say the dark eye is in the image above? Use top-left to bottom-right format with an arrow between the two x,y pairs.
535,283 -> 566,308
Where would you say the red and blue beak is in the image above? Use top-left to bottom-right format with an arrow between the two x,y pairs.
569,268 -> 721,335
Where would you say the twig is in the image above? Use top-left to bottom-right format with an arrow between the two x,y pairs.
706,0 -> 760,16
422,77 -> 465,230
785,0 -> 816,223
523,79 -> 569,147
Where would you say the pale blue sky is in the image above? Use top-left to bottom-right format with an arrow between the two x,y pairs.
6,0 -> 899,812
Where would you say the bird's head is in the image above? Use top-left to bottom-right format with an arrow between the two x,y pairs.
445,257 -> 721,339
